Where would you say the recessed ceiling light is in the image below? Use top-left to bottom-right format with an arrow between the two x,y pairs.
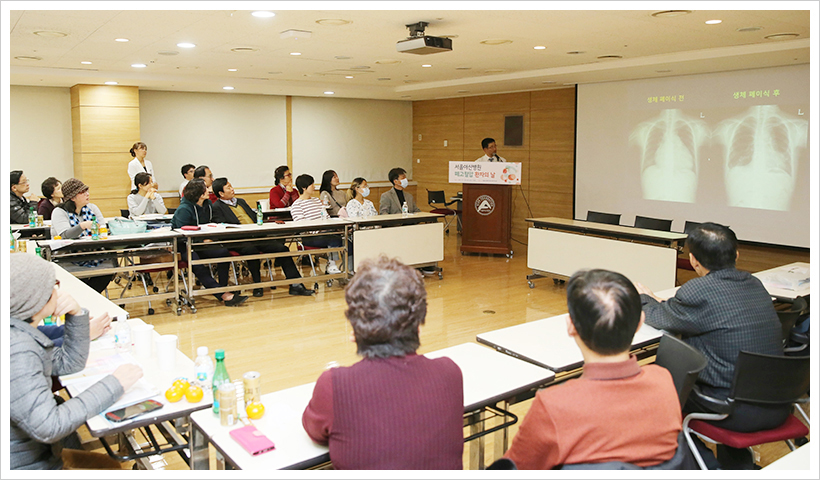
231,47 -> 258,52
290,52 -> 302,56
534,46 -> 546,50
764,33 -> 800,40
115,38 -> 129,42
480,39 -> 513,45
251,11 -> 276,18
223,86 -> 234,90
34,30 -> 67,37
105,81 -> 118,85
324,91 -> 335,95
651,10 -> 692,17
81,61 -> 92,65
228,68 -> 237,72
345,76 -> 353,79
177,42 -> 196,48
131,63 -> 147,68
421,64 -> 432,68
15,55 -> 42,61
737,26 -> 763,32
705,20 -> 722,25
316,19 -> 351,26
375,59 -> 401,65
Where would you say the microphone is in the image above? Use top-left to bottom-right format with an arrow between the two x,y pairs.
493,154 -> 500,162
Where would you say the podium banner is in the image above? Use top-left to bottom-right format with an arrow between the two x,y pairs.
449,161 -> 522,185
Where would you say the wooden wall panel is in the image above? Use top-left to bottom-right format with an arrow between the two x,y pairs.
531,88 -> 575,111
73,85 -> 140,108
413,114 -> 465,150
74,107 -> 140,153
75,153 -> 132,197
530,108 -> 576,151
464,92 -> 530,114
528,151 -> 574,194
413,97 -> 464,117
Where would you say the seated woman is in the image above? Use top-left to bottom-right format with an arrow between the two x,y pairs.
344,177 -> 377,218
37,177 -> 63,221
269,165 -> 299,208
50,178 -> 114,293
290,174 -> 343,274
171,179 -> 248,307
10,253 -> 143,470
318,170 -> 346,217
302,256 -> 464,469
127,172 -> 167,218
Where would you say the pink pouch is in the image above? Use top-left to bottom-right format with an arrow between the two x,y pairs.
229,425 -> 276,456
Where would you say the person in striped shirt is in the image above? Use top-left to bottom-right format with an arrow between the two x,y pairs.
291,174 -> 343,274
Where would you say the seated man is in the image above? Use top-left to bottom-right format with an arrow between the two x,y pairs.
10,170 -> 33,224
302,256 -> 463,469
505,269 -> 681,469
210,177 -> 314,297
379,167 -> 421,215
636,222 -> 783,470
193,165 -> 217,204
179,163 -> 195,198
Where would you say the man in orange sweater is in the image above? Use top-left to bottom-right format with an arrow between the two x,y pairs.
505,269 -> 682,469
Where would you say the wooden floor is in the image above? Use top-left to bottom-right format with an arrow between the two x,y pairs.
98,232 -> 809,470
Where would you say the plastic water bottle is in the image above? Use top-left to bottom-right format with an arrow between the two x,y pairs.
28,207 -> 37,227
401,201 -> 409,217
321,200 -> 330,221
10,227 -> 15,252
212,349 -> 231,414
256,204 -> 263,226
91,215 -> 99,240
113,319 -> 132,353
194,346 -> 215,389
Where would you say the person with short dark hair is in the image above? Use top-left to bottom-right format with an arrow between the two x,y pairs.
635,222 -> 783,470
179,163 -> 196,198
193,166 -> 217,203
290,174 -> 344,274
303,256 -> 464,469
379,167 -> 421,215
475,137 -> 506,162
127,173 -> 167,217
37,177 -> 63,221
270,165 -> 299,208
127,142 -> 157,188
172,179 -> 247,307
505,269 -> 681,469
10,170 -> 33,224
211,177 -> 314,297
318,170 -> 346,217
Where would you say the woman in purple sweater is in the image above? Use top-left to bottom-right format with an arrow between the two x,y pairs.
302,256 -> 464,470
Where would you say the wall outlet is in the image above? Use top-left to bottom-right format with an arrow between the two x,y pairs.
417,159 -> 421,163
444,140 -> 448,147
418,134 -> 422,141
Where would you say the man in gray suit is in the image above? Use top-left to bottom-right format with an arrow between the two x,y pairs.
379,167 -> 421,215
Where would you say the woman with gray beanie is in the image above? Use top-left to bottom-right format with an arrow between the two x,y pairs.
9,254 -> 143,470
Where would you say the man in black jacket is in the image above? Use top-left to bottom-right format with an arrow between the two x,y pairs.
10,170 -> 33,224
211,177 -> 314,297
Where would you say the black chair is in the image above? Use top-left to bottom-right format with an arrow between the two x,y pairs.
486,458 -> 517,470
682,352 -> 810,470
560,431 -> 697,470
676,221 -> 702,274
120,208 -> 130,218
427,189 -> 461,234
634,215 -> 673,232
168,208 -> 176,214
586,211 -> 621,225
776,296 -> 808,347
655,335 -> 709,409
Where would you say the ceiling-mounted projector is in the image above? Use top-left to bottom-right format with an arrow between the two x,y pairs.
396,21 -> 452,55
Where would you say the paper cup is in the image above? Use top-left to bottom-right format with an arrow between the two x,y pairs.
155,334 -> 178,369
131,324 -> 154,357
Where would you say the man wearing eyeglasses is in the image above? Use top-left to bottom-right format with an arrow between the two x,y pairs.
193,165 -> 217,204
10,170 -> 34,224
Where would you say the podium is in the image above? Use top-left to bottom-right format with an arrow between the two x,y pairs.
449,161 -> 519,257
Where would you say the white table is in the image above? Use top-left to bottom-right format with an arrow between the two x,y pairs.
190,343 -> 555,470
346,212 -> 444,275
753,262 -> 810,301
476,313 -> 663,372
762,443 -> 811,470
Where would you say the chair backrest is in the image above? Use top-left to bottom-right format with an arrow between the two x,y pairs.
655,335 -> 708,408
486,458 -> 517,470
682,221 -> 701,235
427,189 -> 446,206
776,297 -> 809,345
560,431 -> 696,470
634,215 -> 673,232
120,209 -> 130,218
730,351 -> 810,405
586,211 -> 621,225
257,199 -> 270,210
168,208 -> 176,214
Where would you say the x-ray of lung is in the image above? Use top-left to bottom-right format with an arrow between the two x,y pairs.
630,109 -> 709,203
714,105 -> 808,211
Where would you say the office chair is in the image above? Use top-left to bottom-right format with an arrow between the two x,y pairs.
776,297 -> 808,347
120,209 -> 130,218
676,221 -> 702,273
682,352 -> 810,470
634,215 -> 673,232
427,189 -> 461,234
654,335 -> 709,409
586,211 -> 621,225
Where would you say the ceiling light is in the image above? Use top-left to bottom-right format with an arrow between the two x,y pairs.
81,61 -> 92,65
764,33 -> 800,40
15,55 -> 42,61
290,52 -> 302,56
421,64 -> 432,68
324,91 -> 334,95
115,38 -> 129,42
345,76 -> 353,79
177,42 -> 196,48
251,11 -> 276,18
131,63 -> 147,68
705,20 -> 722,25
480,39 -> 513,45
223,86 -> 234,90
651,10 -> 692,17
105,81 -> 118,85
34,30 -> 67,37
534,46 -> 546,50
316,19 -> 351,26
228,68 -> 237,72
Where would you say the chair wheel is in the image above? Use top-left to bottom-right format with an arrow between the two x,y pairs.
153,287 -> 159,293
176,308 -> 182,316
191,307 -> 197,314
114,277 -> 121,284
313,283 -> 319,291
127,284 -> 132,290
326,280 -> 333,288
528,281 -> 535,289
795,436 -> 809,447
166,299 -> 172,306
148,308 -> 155,315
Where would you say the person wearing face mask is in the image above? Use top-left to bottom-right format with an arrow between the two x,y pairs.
344,177 -> 378,218
318,170 -> 346,217
379,167 -> 421,215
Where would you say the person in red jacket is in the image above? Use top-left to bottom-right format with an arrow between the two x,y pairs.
269,165 -> 299,208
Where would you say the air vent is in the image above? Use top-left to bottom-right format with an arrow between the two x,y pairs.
764,33 -> 800,40
651,10 -> 692,17
231,47 -> 259,52
15,56 -> 42,61
597,54 -> 623,60
737,26 -> 763,33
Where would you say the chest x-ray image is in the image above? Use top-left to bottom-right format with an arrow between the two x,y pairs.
630,109 -> 710,203
714,105 -> 808,212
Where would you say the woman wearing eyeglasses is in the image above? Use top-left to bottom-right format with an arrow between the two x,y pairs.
269,165 -> 299,208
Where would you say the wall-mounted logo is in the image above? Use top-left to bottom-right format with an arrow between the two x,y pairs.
475,195 -> 495,216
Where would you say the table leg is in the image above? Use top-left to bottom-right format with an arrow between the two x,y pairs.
468,410 -> 485,470
188,421 -> 210,470
493,400 -> 510,461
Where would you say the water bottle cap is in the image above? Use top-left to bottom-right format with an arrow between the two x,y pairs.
215,349 -> 225,360
197,346 -> 209,356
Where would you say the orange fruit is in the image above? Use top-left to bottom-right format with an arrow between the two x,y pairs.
172,378 -> 190,390
184,385 -> 204,403
165,386 -> 183,403
246,402 -> 265,420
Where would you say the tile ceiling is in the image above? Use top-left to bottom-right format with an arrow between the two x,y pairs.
8,7 -> 813,100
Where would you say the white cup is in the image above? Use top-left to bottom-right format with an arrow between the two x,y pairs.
131,324 -> 154,357
155,334 -> 178,369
